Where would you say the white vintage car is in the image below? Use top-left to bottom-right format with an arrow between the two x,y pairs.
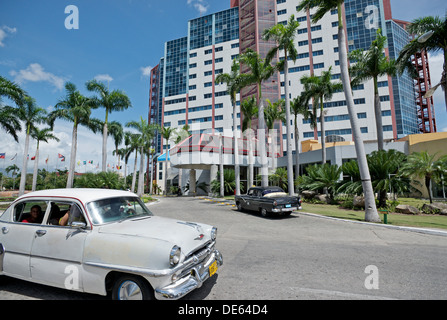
0,189 -> 223,300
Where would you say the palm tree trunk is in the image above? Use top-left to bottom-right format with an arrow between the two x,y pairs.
283,52 -> 295,195
19,129 -> 31,196
131,152 -> 138,193
294,116 -> 300,191
66,123 -> 78,189
425,176 -> 433,204
320,97 -> 326,165
257,94 -> 269,187
32,141 -> 40,191
137,147 -> 145,197
233,102 -> 241,195
248,128 -> 254,188
374,78 -> 384,151
337,6 -> 380,222
102,122 -> 108,172
219,134 -> 224,197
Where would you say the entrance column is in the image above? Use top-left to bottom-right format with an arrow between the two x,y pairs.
189,169 -> 196,196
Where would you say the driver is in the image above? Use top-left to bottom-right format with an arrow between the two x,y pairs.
59,204 -> 85,226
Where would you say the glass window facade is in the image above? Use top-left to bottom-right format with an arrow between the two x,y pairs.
164,37 -> 188,97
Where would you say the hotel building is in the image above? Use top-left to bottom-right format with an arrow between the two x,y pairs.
148,0 -> 436,192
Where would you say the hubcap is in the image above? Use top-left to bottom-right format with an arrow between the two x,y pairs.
118,280 -> 143,300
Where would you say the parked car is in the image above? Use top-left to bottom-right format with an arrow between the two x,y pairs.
235,186 -> 302,217
0,189 -> 223,300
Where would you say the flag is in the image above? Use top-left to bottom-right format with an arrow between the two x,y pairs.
83,161 -> 87,165
88,160 -> 93,164
45,156 -> 49,164
58,153 -> 65,162
0,153 -> 5,159
31,156 -> 36,161
10,153 -> 17,161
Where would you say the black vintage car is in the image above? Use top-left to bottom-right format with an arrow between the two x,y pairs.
234,186 -> 302,217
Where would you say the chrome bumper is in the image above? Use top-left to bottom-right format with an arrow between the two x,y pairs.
272,206 -> 301,213
154,249 -> 223,300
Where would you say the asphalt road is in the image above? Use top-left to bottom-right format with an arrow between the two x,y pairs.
1,196 -> 447,300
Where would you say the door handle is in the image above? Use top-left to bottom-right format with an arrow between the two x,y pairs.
1,227 -> 8,234
36,230 -> 47,236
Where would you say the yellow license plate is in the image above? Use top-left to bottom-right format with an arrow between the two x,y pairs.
209,261 -> 218,277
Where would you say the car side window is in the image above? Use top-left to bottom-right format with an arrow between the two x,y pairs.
248,189 -> 255,196
13,201 -> 48,224
48,201 -> 86,227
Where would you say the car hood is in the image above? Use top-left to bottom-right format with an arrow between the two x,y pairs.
96,216 -> 212,255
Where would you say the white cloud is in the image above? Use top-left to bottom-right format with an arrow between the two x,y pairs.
94,74 -> 113,82
9,63 -> 65,90
187,0 -> 209,15
140,65 -> 152,78
0,25 -> 17,47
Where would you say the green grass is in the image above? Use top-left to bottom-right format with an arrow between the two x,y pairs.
301,202 -> 447,230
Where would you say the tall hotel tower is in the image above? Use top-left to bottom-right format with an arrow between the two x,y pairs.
149,0 -> 436,156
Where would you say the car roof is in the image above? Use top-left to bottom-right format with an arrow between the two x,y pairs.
16,188 -> 138,204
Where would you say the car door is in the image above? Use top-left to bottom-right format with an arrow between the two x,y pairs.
244,189 -> 256,210
0,200 -> 48,280
29,201 -> 89,291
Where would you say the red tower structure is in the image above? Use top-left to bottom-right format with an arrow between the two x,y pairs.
412,50 -> 437,133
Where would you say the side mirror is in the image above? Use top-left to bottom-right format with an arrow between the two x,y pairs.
70,221 -> 87,229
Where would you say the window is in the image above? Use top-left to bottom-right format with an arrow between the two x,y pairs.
13,201 -> 48,224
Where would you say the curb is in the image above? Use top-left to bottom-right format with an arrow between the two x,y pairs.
297,211 -> 447,237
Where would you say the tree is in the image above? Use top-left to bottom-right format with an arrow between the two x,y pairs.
17,96 -> 47,196
215,59 -> 243,195
86,79 -> 132,172
349,30 -> 397,150
399,151 -> 447,204
263,14 -> 300,196
108,121 -> 124,169
291,93 -> 313,184
160,126 -> 175,195
0,75 -> 26,142
297,0 -> 380,222
126,117 -> 157,197
240,96 -> 258,188
264,99 -> 286,130
5,164 -> 19,190
296,163 -> 342,202
239,49 -> 276,187
300,66 -> 342,165
49,82 -> 99,189
339,150 -> 414,207
30,127 -> 60,191
397,15 -> 447,111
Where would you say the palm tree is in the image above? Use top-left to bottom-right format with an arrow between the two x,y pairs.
239,49 -> 276,187
126,117 -> 157,197
291,94 -> 313,183
296,163 -> 342,202
215,59 -> 243,195
17,97 -> 47,196
5,164 -> 19,190
349,30 -> 397,150
0,75 -> 26,142
30,127 -> 60,191
49,82 -> 99,189
86,79 -> 132,172
396,15 -> 447,110
264,99 -> 286,130
108,121 -> 124,170
240,96 -> 258,188
126,133 -> 141,193
399,151 -> 447,204
160,126 -> 175,195
297,0 -> 380,222
300,67 -> 343,165
263,14 -> 300,196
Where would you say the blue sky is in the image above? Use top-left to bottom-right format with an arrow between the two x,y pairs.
0,0 -> 446,174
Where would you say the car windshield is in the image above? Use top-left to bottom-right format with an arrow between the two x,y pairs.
86,196 -> 153,225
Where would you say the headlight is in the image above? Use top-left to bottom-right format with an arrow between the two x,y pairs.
169,245 -> 181,267
211,227 -> 217,241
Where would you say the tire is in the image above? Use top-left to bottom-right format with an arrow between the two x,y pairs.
260,207 -> 269,218
112,275 -> 154,300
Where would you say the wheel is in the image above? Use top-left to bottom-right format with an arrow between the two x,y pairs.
112,275 -> 153,300
260,208 -> 269,218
